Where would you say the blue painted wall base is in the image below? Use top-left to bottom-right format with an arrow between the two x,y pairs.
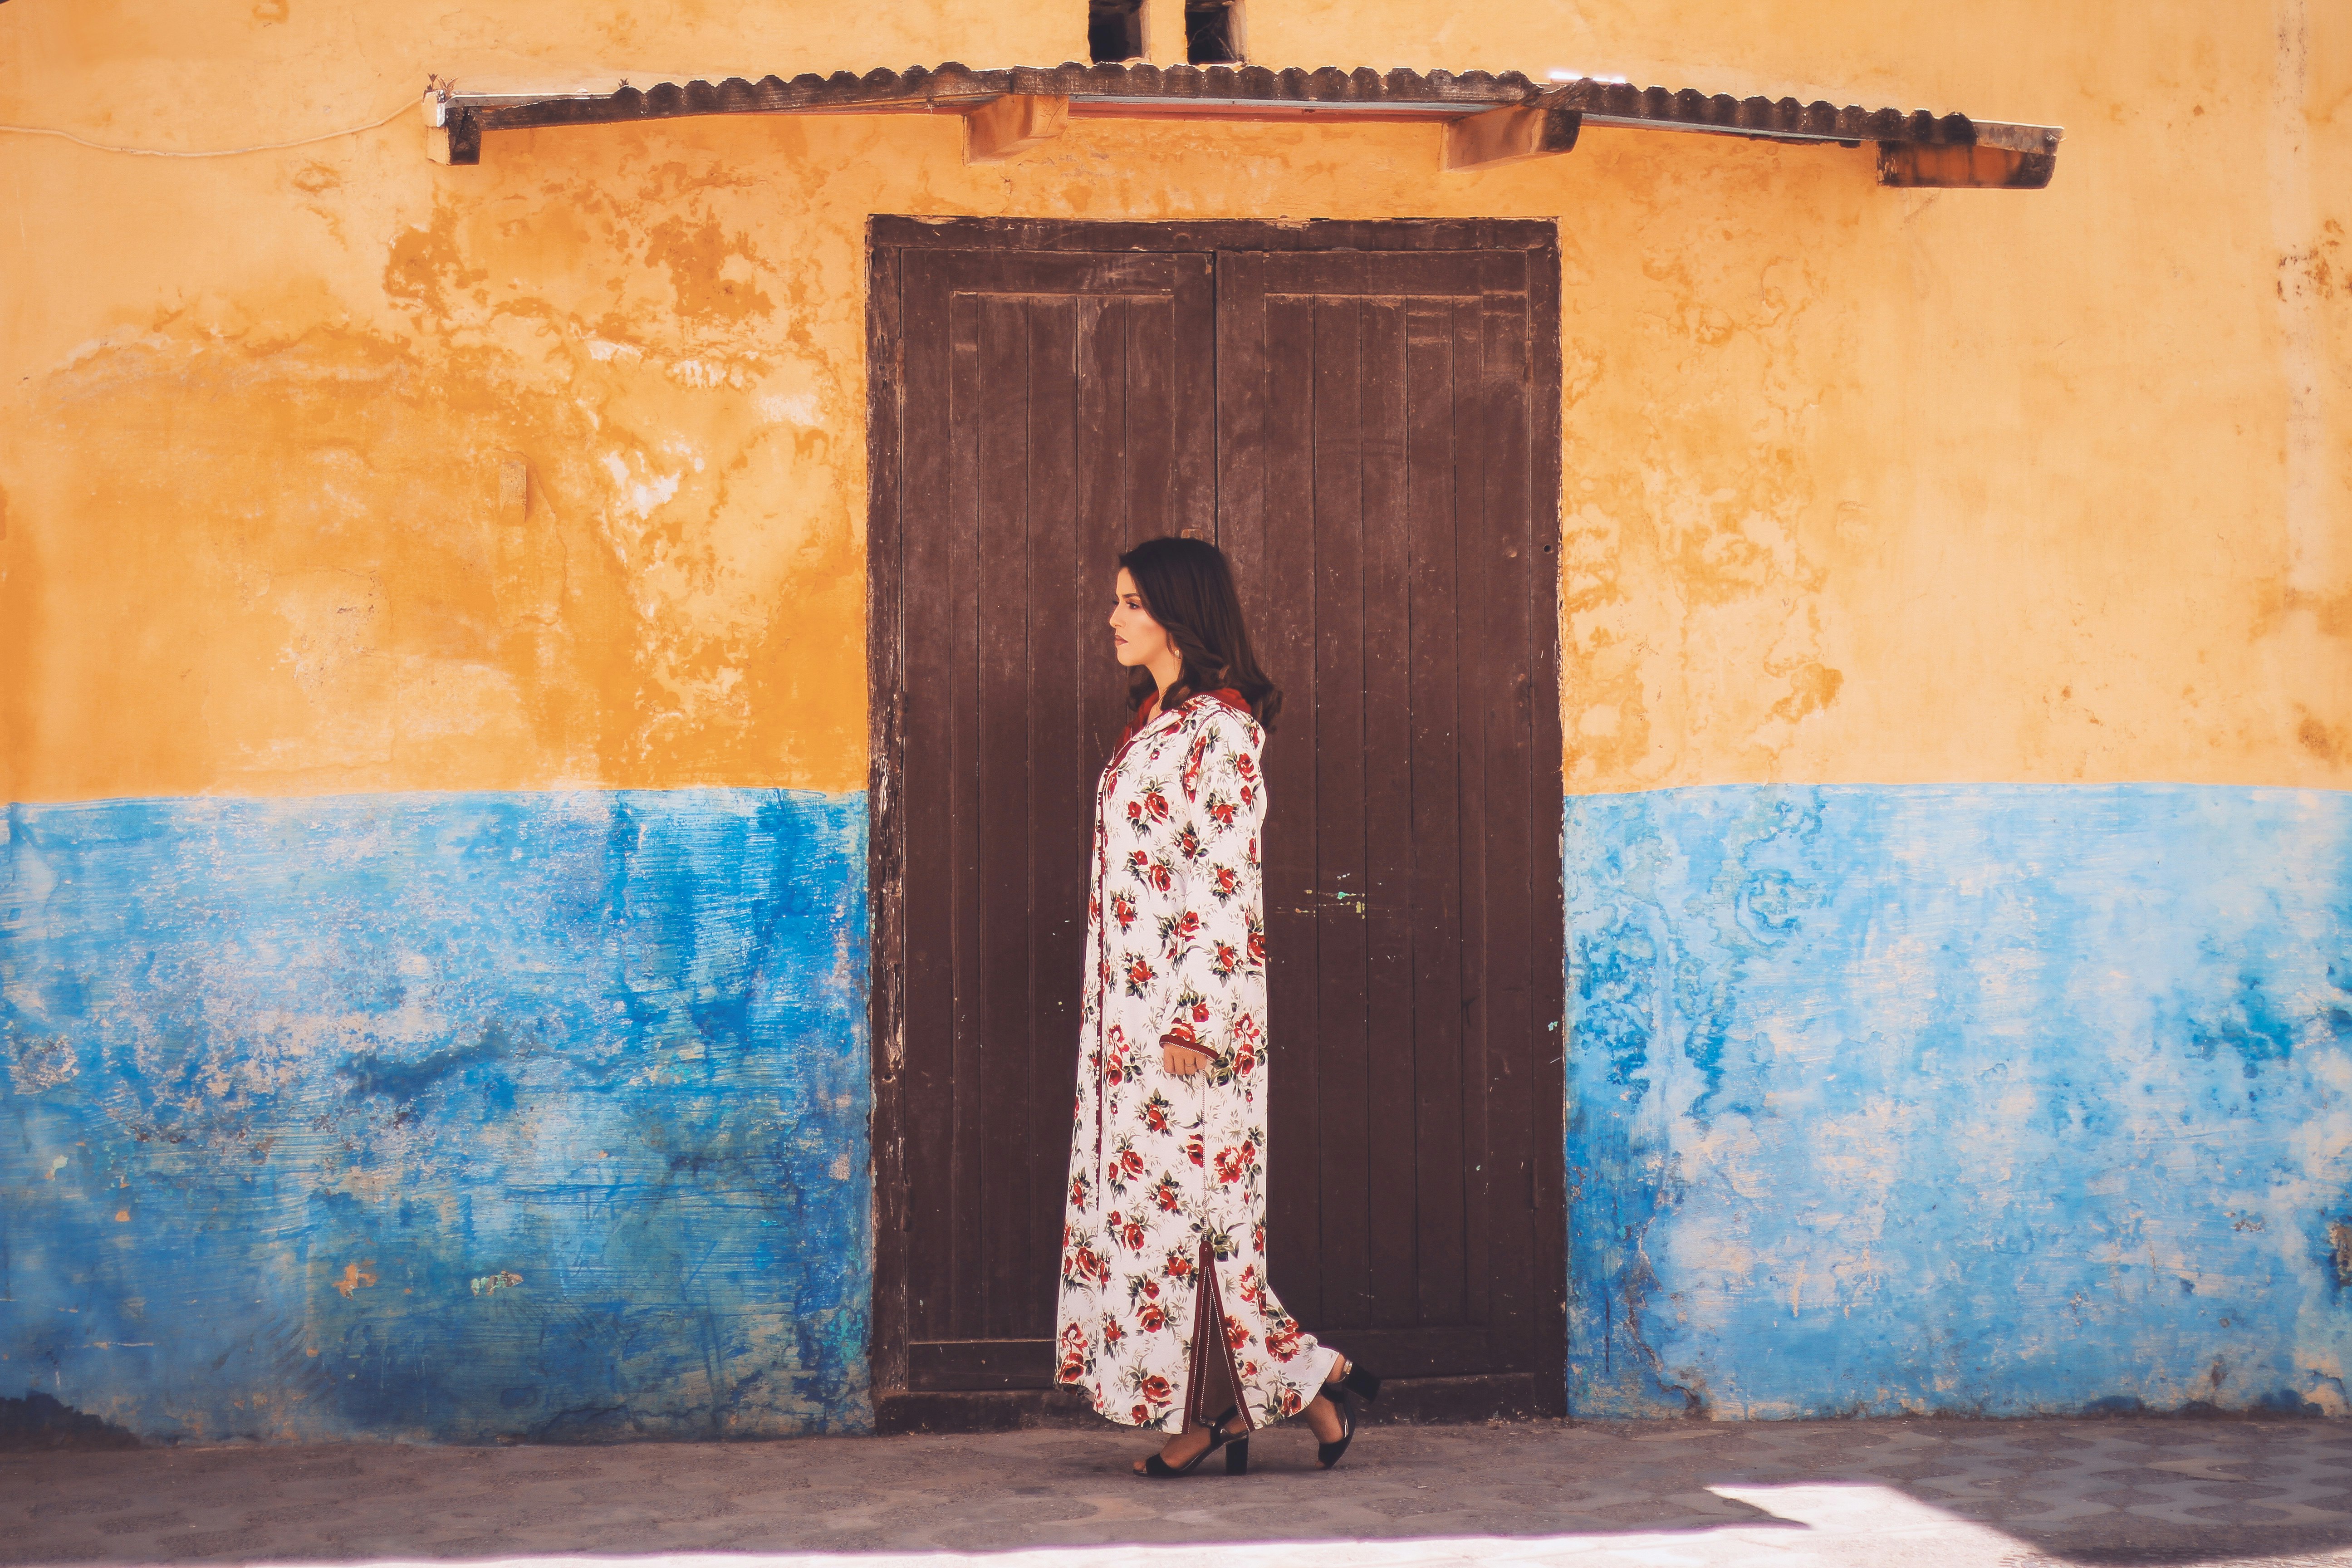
2,790 -> 871,1443
1566,784 -> 2352,1419
10,780 -> 2347,1437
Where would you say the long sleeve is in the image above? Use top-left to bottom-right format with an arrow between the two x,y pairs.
1153,707 -> 1268,1068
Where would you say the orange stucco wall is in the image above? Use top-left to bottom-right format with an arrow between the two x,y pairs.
2,0 -> 2345,802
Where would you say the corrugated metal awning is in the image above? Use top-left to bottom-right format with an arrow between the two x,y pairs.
426,61 -> 2061,188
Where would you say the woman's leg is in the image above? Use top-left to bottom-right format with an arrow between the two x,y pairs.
1133,1240 -> 1249,1473
1300,1354 -> 1349,1444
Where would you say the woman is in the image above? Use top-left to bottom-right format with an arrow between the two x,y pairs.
1056,535 -> 1382,1479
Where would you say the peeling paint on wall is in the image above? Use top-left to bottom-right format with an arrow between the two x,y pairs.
0,789 -> 871,1443
1566,784 -> 2352,1419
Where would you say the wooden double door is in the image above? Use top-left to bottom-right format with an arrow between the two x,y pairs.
867,218 -> 1566,1429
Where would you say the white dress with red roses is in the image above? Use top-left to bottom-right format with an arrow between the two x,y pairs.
1055,691 -> 1342,1434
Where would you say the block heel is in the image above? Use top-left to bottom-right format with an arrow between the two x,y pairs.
1317,1358 -> 1380,1470
1139,1406 -> 1248,1479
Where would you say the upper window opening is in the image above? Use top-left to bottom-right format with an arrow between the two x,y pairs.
1185,0 -> 1242,63
1089,0 -> 1143,62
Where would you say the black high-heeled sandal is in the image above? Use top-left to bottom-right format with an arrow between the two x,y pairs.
1316,1360 -> 1382,1470
1138,1406 -> 1249,1478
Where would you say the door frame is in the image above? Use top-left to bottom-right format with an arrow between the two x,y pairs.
865,216 -> 1567,1433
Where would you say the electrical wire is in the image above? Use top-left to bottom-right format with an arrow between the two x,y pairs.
0,96 -> 416,157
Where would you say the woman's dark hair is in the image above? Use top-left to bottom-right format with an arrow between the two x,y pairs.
1118,535 -> 1283,731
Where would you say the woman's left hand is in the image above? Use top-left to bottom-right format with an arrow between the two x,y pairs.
1161,1036 -> 1213,1077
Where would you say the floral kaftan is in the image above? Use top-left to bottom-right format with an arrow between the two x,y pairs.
1056,689 -> 1341,1433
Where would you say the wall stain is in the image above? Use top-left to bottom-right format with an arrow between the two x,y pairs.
383,204 -> 489,320
2186,972 -> 2313,1078
341,1024 -> 513,1103
1765,661 -> 1844,725
642,215 -> 775,327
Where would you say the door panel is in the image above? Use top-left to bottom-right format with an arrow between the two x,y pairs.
894,249 -> 1216,1386
1215,249 -> 1550,1383
872,222 -> 1563,1424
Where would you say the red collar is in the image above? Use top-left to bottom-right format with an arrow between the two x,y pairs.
1121,687 -> 1248,746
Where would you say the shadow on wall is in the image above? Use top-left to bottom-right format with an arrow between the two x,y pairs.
1565,783 -> 2352,1421
0,789 -> 872,1444
0,1392 -> 142,1451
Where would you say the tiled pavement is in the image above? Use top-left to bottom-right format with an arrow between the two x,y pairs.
6,1417 -> 2352,1567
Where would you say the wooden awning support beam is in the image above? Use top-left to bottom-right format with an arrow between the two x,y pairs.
1443,105 -> 1581,172
1876,139 -> 2055,189
965,93 -> 1069,162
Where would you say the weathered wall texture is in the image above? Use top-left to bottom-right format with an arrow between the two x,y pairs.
3,790 -> 869,1441
1,0 -> 2347,1437
1567,784 -> 2352,1418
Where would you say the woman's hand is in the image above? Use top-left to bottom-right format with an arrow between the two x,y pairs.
1161,1034 -> 1213,1077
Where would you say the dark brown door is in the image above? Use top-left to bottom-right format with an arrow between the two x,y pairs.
868,220 -> 1564,1430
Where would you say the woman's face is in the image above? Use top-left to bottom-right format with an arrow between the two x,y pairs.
1110,568 -> 1175,671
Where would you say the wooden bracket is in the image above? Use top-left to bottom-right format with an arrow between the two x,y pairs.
1877,141 -> 2055,189
430,105 -> 481,166
964,93 -> 1069,163
1443,105 -> 1581,172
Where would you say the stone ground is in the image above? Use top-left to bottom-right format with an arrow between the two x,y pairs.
5,1417 -> 2352,1568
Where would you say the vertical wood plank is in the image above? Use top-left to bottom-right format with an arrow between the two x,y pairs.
1126,295 -> 1176,541
1402,296 -> 1469,1328
1214,251 -> 1266,583
1309,278 -> 1372,1330
1474,275 -> 1539,1360
1357,295 -> 1418,1332
889,263 -> 955,1344
1168,253 -> 1219,539
1447,289 -> 1496,1335
1077,297 -> 1132,763
1025,296 -> 1084,1341
974,293 -> 1034,1339
943,282 -> 991,1338
1256,278 -> 1323,1325
899,255 -> 966,1345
